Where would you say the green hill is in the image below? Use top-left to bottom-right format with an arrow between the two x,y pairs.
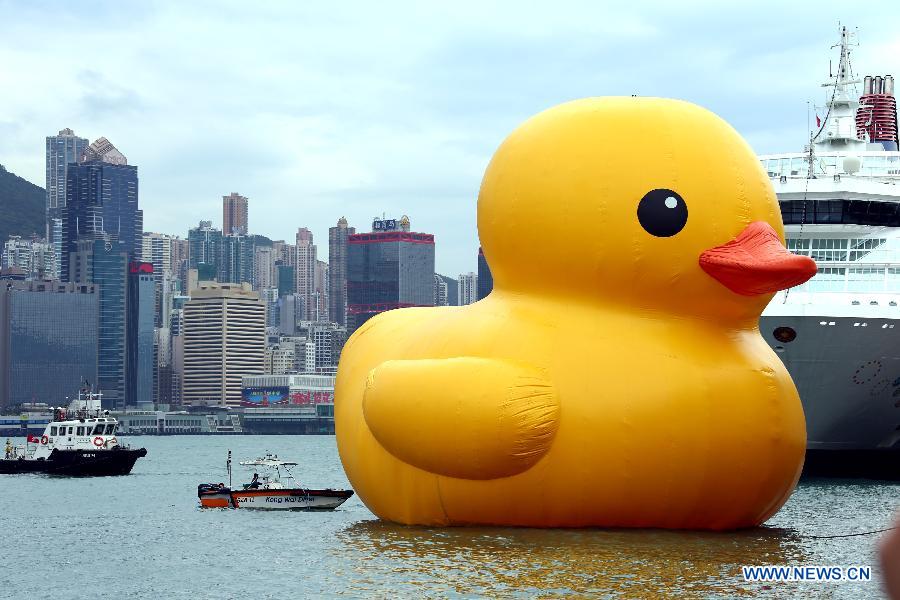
0,164 -> 45,243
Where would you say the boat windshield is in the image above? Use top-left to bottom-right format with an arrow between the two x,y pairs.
93,424 -> 105,435
105,424 -> 116,435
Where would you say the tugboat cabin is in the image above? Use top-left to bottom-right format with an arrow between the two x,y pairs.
28,391 -> 121,460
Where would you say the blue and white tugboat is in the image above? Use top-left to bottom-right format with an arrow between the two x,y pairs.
0,388 -> 147,476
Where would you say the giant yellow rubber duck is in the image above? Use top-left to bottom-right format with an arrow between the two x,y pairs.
335,98 -> 817,529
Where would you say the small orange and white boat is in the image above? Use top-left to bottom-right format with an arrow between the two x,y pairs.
198,452 -> 353,511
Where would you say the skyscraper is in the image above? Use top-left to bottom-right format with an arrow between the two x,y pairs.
458,272 -> 478,305
187,220 -> 222,279
45,128 -> 88,277
295,228 -> 316,321
346,216 -> 435,334
182,283 -> 266,407
127,262 -> 155,408
219,234 -> 254,285
70,238 -> 129,410
0,279 -> 98,409
253,246 -> 277,290
477,247 -> 493,300
61,138 -> 141,281
314,259 -> 328,322
328,217 -> 355,326
223,192 -> 248,235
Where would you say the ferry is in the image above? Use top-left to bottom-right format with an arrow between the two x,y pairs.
198,452 -> 353,510
0,389 -> 147,476
757,26 -> 900,477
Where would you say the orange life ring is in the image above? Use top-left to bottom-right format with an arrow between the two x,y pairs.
93,437 -> 104,447
40,435 -> 48,445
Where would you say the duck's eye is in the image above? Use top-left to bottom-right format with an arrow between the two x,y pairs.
637,188 -> 688,237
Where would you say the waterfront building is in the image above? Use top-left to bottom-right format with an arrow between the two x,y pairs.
477,247 -> 493,300
2,236 -> 55,280
70,238 -> 129,410
458,272 -> 478,305
45,128 -> 88,276
182,283 -> 266,407
346,216 -> 435,334
295,228 -> 317,321
127,261 -> 155,408
0,279 -> 98,409
61,138 -> 141,283
240,373 -> 335,432
187,221 -> 222,279
222,192 -> 248,235
328,217 -> 355,326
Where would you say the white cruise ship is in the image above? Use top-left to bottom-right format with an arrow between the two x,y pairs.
758,26 -> 900,471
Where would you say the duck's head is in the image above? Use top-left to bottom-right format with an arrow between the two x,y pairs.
477,97 -> 816,322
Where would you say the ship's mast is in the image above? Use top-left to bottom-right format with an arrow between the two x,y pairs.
813,25 -> 864,152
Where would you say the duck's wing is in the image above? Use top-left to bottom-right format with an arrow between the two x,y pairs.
363,357 -> 559,480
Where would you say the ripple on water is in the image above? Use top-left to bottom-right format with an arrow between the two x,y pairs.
0,436 -> 895,599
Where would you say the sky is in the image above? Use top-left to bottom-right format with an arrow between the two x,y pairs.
1,1 -> 899,276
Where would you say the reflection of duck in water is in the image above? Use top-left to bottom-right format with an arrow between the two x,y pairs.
336,97 -> 816,529
335,520 -> 804,596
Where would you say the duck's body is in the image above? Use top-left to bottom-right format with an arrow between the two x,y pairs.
335,97 -> 816,529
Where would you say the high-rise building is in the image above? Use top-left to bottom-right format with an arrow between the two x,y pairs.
328,217 -> 355,326
127,262 -> 155,408
346,216 -> 435,334
142,232 -> 185,326
182,283 -> 266,407
187,221 -> 222,279
254,246 -> 277,290
314,259 -> 328,322
458,272 -> 478,305
219,234 -> 254,285
477,247 -> 493,300
61,138 -> 141,282
0,279 -> 98,409
2,236 -> 55,280
45,128 -> 88,277
223,192 -> 248,235
70,238 -> 129,410
434,273 -> 459,307
295,228 -> 317,321
261,287 -> 279,327
277,264 -> 295,298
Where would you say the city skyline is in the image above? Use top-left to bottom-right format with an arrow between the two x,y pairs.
2,4 -> 899,276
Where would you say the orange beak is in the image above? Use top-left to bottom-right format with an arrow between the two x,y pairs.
699,221 -> 817,296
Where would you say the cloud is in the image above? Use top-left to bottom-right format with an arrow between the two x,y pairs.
0,1 -> 898,276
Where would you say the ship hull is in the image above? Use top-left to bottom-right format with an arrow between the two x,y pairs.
760,313 -> 900,477
0,447 -> 147,476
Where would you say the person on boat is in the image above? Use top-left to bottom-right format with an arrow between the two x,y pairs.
248,472 -> 261,489
4,438 -> 12,459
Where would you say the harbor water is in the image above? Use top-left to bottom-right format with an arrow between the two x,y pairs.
0,435 -> 896,599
